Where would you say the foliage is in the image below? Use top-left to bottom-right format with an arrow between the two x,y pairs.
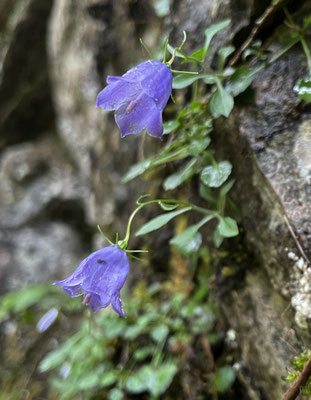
283,349 -> 311,396
3,9 -> 310,399
0,269 -> 236,399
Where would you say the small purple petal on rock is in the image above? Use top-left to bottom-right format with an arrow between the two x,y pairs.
54,246 -> 130,317
37,308 -> 59,332
96,60 -> 172,139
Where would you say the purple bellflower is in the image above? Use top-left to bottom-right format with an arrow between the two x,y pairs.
54,245 -> 129,317
96,60 -> 173,139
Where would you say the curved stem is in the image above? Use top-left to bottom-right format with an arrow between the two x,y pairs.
120,198 -> 215,248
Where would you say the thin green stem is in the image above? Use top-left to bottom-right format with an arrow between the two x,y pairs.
120,198 -> 215,248
139,38 -> 153,59
162,39 -> 168,63
170,69 -> 198,75
300,36 -> 311,72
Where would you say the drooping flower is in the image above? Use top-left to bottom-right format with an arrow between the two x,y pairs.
54,245 -> 129,317
96,60 -> 173,139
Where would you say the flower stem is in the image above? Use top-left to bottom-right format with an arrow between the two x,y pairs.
119,198 -> 215,249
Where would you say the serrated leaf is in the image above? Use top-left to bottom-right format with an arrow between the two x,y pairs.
226,65 -> 254,96
136,207 -> 191,236
122,158 -> 152,182
217,217 -> 238,237
163,159 -> 199,190
209,85 -> 234,117
294,76 -> 311,103
200,161 -> 232,187
203,20 -> 231,59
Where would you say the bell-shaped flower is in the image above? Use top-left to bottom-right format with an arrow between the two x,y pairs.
54,245 -> 129,317
96,60 -> 172,139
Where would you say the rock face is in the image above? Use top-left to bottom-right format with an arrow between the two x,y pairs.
168,0 -> 311,398
1,0 -> 311,398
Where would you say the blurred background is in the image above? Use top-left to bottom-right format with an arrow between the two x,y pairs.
1,0 -> 311,399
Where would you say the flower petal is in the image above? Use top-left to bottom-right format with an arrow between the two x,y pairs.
82,246 -> 129,305
87,293 -> 103,312
145,109 -> 163,138
96,80 -> 140,111
111,292 -> 126,318
54,246 -> 129,316
140,63 -> 172,110
59,284 -> 83,297
115,93 -> 162,138
121,60 -> 163,82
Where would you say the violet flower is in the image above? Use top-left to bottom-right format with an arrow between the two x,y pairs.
54,245 -> 129,317
96,60 -> 172,139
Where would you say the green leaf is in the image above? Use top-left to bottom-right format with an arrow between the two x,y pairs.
108,388 -> 124,400
101,371 -> 117,387
219,179 -> 235,196
133,346 -> 155,361
159,201 -> 179,211
218,45 -> 235,69
217,217 -> 238,237
148,363 -> 178,396
172,73 -> 201,89
189,47 -> 205,60
167,43 -> 188,59
303,14 -> 311,29
172,73 -> 217,89
125,372 -> 147,394
151,325 -> 169,342
294,76 -> 311,103
170,215 -> 213,255
126,363 -> 177,397
121,158 -> 152,182
213,228 -> 224,248
203,19 -> 231,59
214,366 -> 235,393
39,333 -> 82,372
163,120 -> 180,134
209,85 -> 234,117
136,207 -> 192,236
0,284 -> 58,321
163,159 -> 199,190
199,183 -> 213,201
188,137 -> 211,156
200,161 -> 232,187
226,65 -> 254,96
